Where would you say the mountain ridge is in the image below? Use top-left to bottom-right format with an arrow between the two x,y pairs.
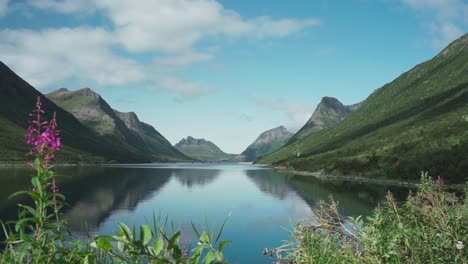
0,61 -> 151,163
47,87 -> 189,161
258,33 -> 468,182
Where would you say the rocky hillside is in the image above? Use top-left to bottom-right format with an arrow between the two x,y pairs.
241,126 -> 293,161
113,110 -> 188,160
259,34 -> 468,183
175,136 -> 240,161
47,88 -> 188,161
292,97 -> 361,141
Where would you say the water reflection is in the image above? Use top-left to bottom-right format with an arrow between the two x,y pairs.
245,169 -> 291,200
246,170 -> 409,217
0,166 -> 223,233
173,169 -> 220,188
0,164 -> 411,263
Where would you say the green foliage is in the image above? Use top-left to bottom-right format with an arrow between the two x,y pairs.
272,173 -> 467,263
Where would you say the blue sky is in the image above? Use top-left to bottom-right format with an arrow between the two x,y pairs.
0,0 -> 466,153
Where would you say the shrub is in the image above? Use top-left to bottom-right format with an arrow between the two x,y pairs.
270,172 -> 467,263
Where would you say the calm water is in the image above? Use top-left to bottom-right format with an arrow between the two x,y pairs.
0,163 -> 409,263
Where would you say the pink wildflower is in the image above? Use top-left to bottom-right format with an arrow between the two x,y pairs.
435,176 -> 444,187
25,97 -> 61,170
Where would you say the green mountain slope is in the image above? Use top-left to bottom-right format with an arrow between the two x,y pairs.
175,136 -> 240,161
241,126 -> 293,161
46,88 -> 189,162
259,34 -> 468,182
0,61 -> 150,163
113,110 -> 189,161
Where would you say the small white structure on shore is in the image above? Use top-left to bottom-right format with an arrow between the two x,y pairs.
296,152 -> 301,158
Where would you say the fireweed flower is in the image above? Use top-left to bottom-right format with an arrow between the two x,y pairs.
435,176 -> 444,187
407,190 -> 413,199
25,96 -> 61,170
386,190 -> 397,207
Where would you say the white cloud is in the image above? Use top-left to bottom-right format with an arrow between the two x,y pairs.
156,77 -> 218,102
26,0 -> 320,53
27,0 -> 96,14
0,27 -> 144,88
155,51 -> 214,69
0,0 -> 8,17
431,22 -> 464,49
401,0 -> 467,49
256,98 -> 314,131
1,0 -> 320,100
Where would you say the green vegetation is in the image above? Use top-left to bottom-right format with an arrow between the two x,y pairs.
259,34 -> 468,182
175,136 -> 240,162
268,173 -> 467,263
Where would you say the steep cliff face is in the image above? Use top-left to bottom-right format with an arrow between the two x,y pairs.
299,96 -> 360,133
241,126 -> 293,161
47,87 -> 190,162
114,110 -> 189,160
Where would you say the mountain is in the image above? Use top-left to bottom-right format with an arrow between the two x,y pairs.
241,126 -> 293,161
258,34 -> 468,182
293,97 -> 361,141
175,136 -> 239,161
46,88 -> 188,161
0,61 -> 150,163
113,110 -> 188,160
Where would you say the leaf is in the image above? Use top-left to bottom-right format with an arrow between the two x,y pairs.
218,240 -> 231,253
82,254 -> 95,264
93,235 -> 115,252
9,190 -> 39,201
215,212 -> 231,243
191,221 -> 200,238
167,230 -> 180,250
140,224 -> 152,246
31,177 -> 41,191
203,251 -> 216,264
153,236 -> 164,256
118,222 -> 133,241
199,231 -> 210,244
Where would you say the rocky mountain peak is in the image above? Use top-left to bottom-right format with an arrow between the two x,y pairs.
241,126 -> 293,161
301,96 -> 361,133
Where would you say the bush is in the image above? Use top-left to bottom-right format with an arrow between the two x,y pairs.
270,172 -> 467,263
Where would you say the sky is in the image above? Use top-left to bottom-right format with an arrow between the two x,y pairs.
0,0 -> 467,153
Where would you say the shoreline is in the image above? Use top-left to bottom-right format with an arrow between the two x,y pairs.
273,166 -> 466,190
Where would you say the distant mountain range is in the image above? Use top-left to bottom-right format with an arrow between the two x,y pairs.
0,62 -> 189,163
174,136 -> 241,161
241,126 -> 293,161
259,33 -> 468,182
